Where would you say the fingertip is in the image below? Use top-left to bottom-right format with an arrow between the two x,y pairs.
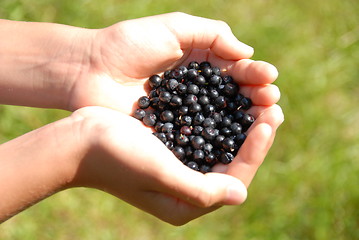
225,181 -> 248,205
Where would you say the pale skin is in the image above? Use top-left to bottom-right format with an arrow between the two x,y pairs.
0,12 -> 284,225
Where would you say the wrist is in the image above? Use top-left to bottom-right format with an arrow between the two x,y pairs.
0,19 -> 96,110
0,113 -> 92,221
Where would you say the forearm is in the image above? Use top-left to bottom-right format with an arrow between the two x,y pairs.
0,19 -> 94,110
0,115 -> 86,222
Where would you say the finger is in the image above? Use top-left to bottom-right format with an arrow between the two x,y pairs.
148,157 -> 248,207
132,190 -> 221,226
213,105 -> 284,187
162,12 -> 254,60
225,59 -> 279,85
184,53 -> 279,85
240,84 -> 281,106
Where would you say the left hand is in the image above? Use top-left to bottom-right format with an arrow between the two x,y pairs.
68,12 -> 280,115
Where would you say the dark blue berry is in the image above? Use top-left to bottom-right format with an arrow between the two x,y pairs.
159,91 -> 172,103
219,152 -> 234,164
187,161 -> 199,171
138,96 -> 151,109
241,113 -> 255,131
166,79 -> 179,91
143,113 -> 157,126
160,110 -> 174,122
169,95 -> 182,107
180,126 -> 192,136
189,103 -> 202,114
238,97 -> 252,110
191,136 -> 205,150
186,69 -> 198,80
192,125 -> 204,135
148,75 -> 162,88
187,84 -> 200,95
180,115 -> 192,126
172,146 -> 186,161
194,75 -> 206,85
162,122 -> 174,133
193,113 -> 205,125
133,109 -> 146,120
188,61 -> 200,70
193,150 -> 205,161
214,96 -> 227,109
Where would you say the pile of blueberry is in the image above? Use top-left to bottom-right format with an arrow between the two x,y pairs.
132,61 -> 255,173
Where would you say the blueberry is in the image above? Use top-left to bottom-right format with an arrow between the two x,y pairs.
166,79 -> 179,91
172,146 -> 186,161
203,118 -> 216,128
133,109 -> 146,120
193,113 -> 205,125
200,66 -> 212,79
222,83 -> 239,97
188,103 -> 202,114
180,126 -> 192,136
162,122 -> 174,133
183,94 -> 198,106
148,75 -> 162,88
192,125 -> 204,135
212,66 -> 221,76
143,113 -> 157,127
230,122 -> 242,135
203,104 -> 216,115
153,132 -> 167,143
234,133 -> 247,147
214,96 -> 227,109
199,165 -> 212,173
169,95 -> 182,107
170,68 -> 184,80
159,91 -> 172,103
238,97 -> 252,110
219,152 -> 234,164
165,141 -> 174,150
176,83 -> 187,95
180,115 -> 192,126
194,75 -> 206,85
187,84 -> 200,95
222,75 -> 234,84
205,153 -> 217,165
193,150 -> 205,161
188,61 -> 200,70
187,161 -> 199,171
191,136 -> 205,150
208,88 -> 220,99
138,96 -> 151,109
198,95 -> 210,105
178,106 -> 189,116
186,69 -> 198,80
175,134 -> 190,146
199,61 -> 211,69
203,143 -> 214,154
160,110 -> 174,122
222,137 -> 236,152
202,127 -> 218,141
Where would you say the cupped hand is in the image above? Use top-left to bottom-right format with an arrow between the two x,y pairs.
69,101 -> 283,225
68,12 -> 280,115
69,106 -> 247,225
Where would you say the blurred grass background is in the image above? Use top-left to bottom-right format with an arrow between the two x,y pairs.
0,0 -> 358,239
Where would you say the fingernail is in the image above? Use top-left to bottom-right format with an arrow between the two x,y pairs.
226,183 -> 247,205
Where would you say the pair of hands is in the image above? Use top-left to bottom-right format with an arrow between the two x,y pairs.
0,12 -> 283,225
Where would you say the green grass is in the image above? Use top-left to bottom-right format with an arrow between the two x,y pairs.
1,0 -> 359,239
